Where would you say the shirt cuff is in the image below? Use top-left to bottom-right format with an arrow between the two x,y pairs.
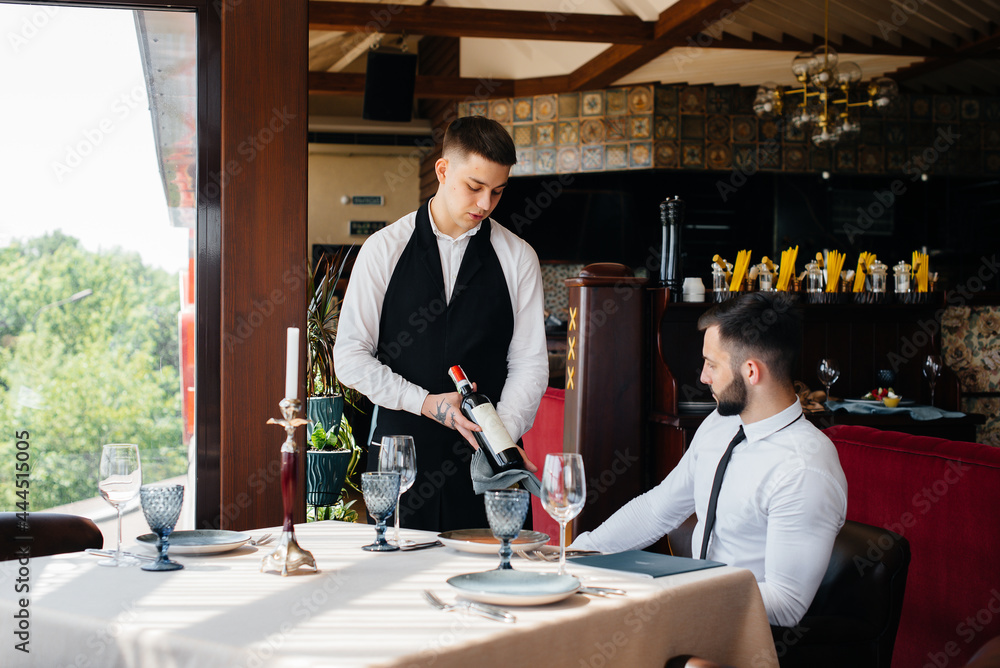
402,386 -> 430,417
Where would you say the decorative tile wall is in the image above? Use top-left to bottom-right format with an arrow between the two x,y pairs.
943,305 -> 1000,445
459,84 -> 1000,177
540,262 -> 585,323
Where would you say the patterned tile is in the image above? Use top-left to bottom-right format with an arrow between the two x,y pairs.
680,86 -> 706,114
859,146 -> 884,173
706,87 -> 733,114
959,123 -> 981,149
513,148 -> 534,176
706,142 -> 732,170
655,86 -> 678,113
783,121 -> 806,143
810,147 -> 832,171
629,142 -> 652,168
985,126 -> 1000,149
582,145 -> 604,170
540,263 -> 585,322
911,95 -> 932,120
758,143 -> 780,169
655,116 -> 678,141
606,88 -> 628,116
534,95 -> 557,122
985,151 -> 1000,173
513,97 -> 533,122
732,86 -> 757,114
535,122 -> 556,146
557,146 -> 581,172
835,146 -> 857,171
732,116 -> 757,143
784,145 -> 807,171
582,91 -> 604,117
629,116 -> 651,140
513,124 -> 534,147
557,120 -> 580,146
628,85 -> 654,114
681,142 -> 705,168
469,101 -> 487,117
733,144 -> 756,172
934,95 -> 958,122
535,148 -> 556,173
489,99 -> 512,124
910,122 -> 933,146
681,115 -> 705,140
861,120 -> 883,146
605,143 -> 628,169
580,118 -> 605,144
961,98 -> 980,120
760,119 -> 780,142
886,148 -> 907,172
885,123 -> 907,145
706,116 -> 730,142
558,93 -> 580,118
605,116 -> 626,142
654,142 -> 679,168
457,102 -> 470,117
985,98 -> 1000,121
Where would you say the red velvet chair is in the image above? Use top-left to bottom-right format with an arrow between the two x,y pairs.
521,386 -> 564,543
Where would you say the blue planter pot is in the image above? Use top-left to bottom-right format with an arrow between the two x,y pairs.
307,395 -> 344,444
306,450 -> 351,507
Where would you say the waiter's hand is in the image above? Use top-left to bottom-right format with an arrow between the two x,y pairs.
422,391 -> 481,450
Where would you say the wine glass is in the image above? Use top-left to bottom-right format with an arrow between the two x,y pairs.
923,355 -> 943,406
484,488 -> 529,571
817,358 -> 841,405
139,484 -> 184,571
361,472 -> 400,552
98,443 -> 142,567
541,453 -> 587,576
378,435 -> 417,547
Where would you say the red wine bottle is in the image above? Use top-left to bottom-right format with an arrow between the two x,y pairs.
448,365 -> 526,474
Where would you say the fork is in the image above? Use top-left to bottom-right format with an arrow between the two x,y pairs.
249,533 -> 273,547
422,590 -> 516,623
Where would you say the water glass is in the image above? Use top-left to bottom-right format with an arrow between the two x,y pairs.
484,488 -> 529,571
139,484 -> 184,571
98,443 -> 142,567
817,358 -> 841,404
541,453 -> 587,576
378,435 -> 417,547
361,472 -> 400,552
923,355 -> 942,406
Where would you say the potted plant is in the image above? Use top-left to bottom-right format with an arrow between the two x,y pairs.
306,247 -> 363,519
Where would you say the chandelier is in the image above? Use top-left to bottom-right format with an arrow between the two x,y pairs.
752,0 -> 899,147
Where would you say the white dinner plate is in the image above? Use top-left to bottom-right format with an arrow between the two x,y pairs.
136,529 -> 251,555
437,529 -> 549,554
447,570 -> 580,606
843,398 -> 916,406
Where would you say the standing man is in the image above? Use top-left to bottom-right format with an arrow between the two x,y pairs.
572,293 -> 847,627
334,116 -> 549,532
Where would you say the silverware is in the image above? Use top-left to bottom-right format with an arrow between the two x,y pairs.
524,549 -> 600,562
399,540 -> 443,551
249,533 -> 273,547
422,590 -> 516,623
85,548 -> 156,562
578,586 -> 627,597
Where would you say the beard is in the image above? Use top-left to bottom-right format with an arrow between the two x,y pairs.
715,374 -> 748,416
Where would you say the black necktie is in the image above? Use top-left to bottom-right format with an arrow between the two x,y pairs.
700,425 -> 746,560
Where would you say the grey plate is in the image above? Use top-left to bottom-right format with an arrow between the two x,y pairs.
136,529 -> 251,555
447,570 -> 580,606
844,398 -> 916,406
437,529 -> 549,554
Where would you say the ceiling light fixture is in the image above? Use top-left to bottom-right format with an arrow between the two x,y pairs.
753,0 -> 899,147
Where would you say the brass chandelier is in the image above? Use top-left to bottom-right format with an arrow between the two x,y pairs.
753,0 -> 899,147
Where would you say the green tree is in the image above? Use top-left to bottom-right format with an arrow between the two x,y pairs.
0,232 -> 185,511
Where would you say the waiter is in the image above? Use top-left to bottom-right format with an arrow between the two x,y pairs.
334,116 -> 548,531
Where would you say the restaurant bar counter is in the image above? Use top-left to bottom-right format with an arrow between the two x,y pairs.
0,521 -> 778,668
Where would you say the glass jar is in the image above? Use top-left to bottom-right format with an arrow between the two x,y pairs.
712,264 -> 728,293
894,261 -> 911,294
805,262 -> 823,293
869,260 -> 887,293
758,265 -> 774,292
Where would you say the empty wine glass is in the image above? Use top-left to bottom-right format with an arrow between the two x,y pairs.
378,435 -> 417,547
541,453 -> 587,576
98,443 -> 142,567
139,484 -> 184,571
484,488 -> 529,571
361,472 -> 400,552
923,355 -> 943,406
817,358 -> 841,405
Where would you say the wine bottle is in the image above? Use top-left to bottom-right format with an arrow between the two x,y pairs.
448,365 -> 526,474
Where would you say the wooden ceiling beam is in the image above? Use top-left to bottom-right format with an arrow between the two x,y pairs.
309,1 -> 652,44
889,23 -> 1000,82
308,71 -> 516,98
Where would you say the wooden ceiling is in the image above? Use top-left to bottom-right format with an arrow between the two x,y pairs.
307,0 -> 1000,99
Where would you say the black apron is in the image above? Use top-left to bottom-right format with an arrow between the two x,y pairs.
371,202 -> 515,531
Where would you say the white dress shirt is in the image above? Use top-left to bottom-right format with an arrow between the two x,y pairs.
333,203 -> 549,441
572,401 -> 848,627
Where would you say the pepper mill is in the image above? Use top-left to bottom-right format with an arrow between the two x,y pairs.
659,195 -> 685,301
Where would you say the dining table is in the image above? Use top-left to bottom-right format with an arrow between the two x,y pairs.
0,520 -> 779,668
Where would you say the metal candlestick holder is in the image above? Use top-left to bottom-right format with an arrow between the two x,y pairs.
261,397 -> 318,576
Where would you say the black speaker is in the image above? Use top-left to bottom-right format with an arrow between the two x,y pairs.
362,49 -> 417,123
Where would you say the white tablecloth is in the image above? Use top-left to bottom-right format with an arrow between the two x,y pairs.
0,521 -> 778,668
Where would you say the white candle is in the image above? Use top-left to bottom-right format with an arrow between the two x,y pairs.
285,327 -> 299,400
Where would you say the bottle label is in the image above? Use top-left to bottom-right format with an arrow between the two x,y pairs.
469,404 -> 518,455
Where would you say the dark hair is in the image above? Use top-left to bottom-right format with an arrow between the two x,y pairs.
442,116 -> 516,167
697,292 -> 802,382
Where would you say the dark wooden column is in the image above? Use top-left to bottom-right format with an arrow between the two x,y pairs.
217,0 -> 309,531
564,263 -> 647,536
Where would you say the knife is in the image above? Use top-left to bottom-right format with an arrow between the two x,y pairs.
578,586 -> 627,597
85,548 -> 156,562
399,540 -> 444,551
456,598 -> 517,623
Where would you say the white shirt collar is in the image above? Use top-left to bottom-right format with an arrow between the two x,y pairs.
427,197 -> 482,243
742,400 -> 804,444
